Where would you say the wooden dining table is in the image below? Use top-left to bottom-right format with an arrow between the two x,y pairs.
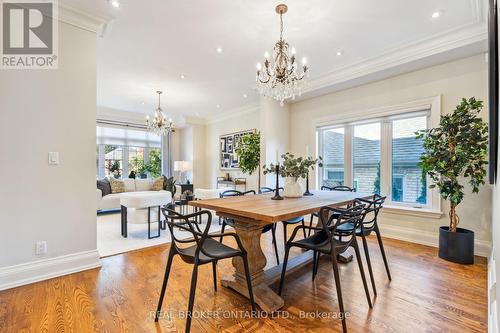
189,190 -> 368,313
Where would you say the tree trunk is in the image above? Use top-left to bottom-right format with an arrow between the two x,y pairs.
258,163 -> 261,192
449,203 -> 459,232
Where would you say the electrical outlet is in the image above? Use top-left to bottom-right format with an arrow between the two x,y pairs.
35,241 -> 47,255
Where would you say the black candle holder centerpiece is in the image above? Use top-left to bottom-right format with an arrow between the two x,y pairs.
303,173 -> 313,196
271,164 -> 283,200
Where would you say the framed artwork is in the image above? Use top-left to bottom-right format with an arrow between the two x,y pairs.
220,129 -> 255,170
489,0 -> 499,184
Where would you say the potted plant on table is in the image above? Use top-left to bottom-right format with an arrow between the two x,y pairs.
235,131 -> 262,190
263,153 -> 321,197
416,97 -> 488,264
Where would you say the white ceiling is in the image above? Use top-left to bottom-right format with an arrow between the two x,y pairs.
67,0 -> 486,121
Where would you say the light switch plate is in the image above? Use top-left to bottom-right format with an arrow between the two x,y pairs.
48,152 -> 59,165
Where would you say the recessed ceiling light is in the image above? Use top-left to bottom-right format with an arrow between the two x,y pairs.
140,101 -> 145,105
216,47 -> 223,53
243,94 -> 248,98
431,10 -> 444,19
180,74 -> 185,79
336,50 -> 344,56
111,0 -> 120,8
216,104 -> 221,108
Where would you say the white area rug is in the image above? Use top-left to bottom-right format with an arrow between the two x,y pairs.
97,212 -> 224,257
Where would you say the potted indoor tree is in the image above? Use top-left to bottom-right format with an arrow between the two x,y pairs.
416,97 -> 488,264
263,153 -> 320,197
235,131 -> 262,190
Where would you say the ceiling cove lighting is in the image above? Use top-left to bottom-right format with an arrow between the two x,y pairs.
146,91 -> 174,135
256,4 -> 309,106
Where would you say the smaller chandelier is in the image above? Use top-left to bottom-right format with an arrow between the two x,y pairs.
256,4 -> 309,106
146,90 -> 174,136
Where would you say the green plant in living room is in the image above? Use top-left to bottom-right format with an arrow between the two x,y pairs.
235,131 -> 262,190
263,153 -> 322,197
263,153 -> 321,179
416,97 -> 488,264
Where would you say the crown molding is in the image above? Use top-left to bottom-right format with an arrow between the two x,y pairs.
206,103 -> 260,125
59,3 -> 114,37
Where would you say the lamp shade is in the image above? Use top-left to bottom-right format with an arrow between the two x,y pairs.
174,160 -> 192,172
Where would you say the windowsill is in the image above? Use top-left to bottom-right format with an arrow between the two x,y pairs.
382,205 -> 443,219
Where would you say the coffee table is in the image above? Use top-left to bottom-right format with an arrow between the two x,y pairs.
120,191 -> 172,239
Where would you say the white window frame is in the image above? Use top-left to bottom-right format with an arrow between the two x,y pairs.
315,96 -> 442,217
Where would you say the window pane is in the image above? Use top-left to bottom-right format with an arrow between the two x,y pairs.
128,147 -> 145,178
392,116 -> 427,204
148,148 -> 162,178
353,123 -> 381,194
321,128 -> 344,187
104,145 -> 123,179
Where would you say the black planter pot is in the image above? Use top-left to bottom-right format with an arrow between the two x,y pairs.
438,226 -> 474,265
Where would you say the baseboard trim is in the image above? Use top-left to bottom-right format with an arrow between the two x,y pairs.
0,250 -> 101,291
379,224 -> 491,258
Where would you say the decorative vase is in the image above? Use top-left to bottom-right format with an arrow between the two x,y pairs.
283,177 -> 303,198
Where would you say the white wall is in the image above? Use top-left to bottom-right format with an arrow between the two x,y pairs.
205,108 -> 261,191
260,98 -> 290,186
290,54 -> 492,253
0,22 -> 100,288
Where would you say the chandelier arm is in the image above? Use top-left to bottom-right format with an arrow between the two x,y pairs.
257,76 -> 271,84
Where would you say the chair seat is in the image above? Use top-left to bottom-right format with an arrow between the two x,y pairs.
283,216 -> 304,224
291,231 -> 350,254
336,222 -> 375,237
178,238 -> 241,264
336,222 -> 357,233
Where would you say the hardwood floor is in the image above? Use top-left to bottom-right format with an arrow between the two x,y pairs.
0,228 -> 487,332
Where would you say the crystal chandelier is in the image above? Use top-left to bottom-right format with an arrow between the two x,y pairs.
146,91 -> 174,135
256,4 -> 309,106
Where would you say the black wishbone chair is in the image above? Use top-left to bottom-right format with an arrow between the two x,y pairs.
219,189 -> 280,264
155,208 -> 256,333
260,187 -> 308,249
279,202 -> 372,333
307,185 -> 355,236
335,194 -> 390,296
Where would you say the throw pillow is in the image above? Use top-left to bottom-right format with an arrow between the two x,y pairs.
151,176 -> 165,191
97,179 -> 111,196
109,177 -> 125,193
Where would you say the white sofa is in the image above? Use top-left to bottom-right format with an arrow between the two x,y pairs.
97,178 -> 172,211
